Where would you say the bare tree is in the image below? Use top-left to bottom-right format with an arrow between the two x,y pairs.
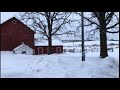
76,12 -> 119,58
19,12 -> 76,55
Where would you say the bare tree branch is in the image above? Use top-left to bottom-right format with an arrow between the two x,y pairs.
107,22 -> 119,29
106,12 -> 114,26
106,30 -> 119,33
105,12 -> 114,21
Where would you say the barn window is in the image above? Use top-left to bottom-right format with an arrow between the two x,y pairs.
22,51 -> 26,54
12,20 -> 16,24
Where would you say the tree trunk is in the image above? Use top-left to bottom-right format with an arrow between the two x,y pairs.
47,15 -> 52,55
48,36 -> 52,55
99,13 -> 108,58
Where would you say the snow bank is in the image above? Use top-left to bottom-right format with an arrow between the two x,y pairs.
1,49 -> 119,78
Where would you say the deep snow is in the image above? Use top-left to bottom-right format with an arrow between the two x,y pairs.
1,48 -> 119,78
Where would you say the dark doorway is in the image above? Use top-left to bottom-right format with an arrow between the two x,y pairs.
22,51 -> 26,54
56,47 -> 61,53
38,47 -> 43,54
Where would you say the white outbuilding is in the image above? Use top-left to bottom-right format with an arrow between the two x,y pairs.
13,42 -> 34,55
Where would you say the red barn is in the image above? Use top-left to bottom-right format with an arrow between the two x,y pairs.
0,17 -> 63,54
34,40 -> 63,54
0,17 -> 35,51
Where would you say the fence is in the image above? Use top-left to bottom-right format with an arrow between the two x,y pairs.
63,47 -> 114,53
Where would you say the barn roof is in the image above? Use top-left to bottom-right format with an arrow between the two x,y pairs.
0,17 -> 35,34
35,40 -> 63,46
13,42 -> 33,51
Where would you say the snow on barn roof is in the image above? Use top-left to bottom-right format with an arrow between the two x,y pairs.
35,40 -> 63,46
13,42 -> 33,51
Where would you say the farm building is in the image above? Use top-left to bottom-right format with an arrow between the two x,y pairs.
13,42 -> 34,55
0,17 -> 35,51
34,40 -> 63,54
0,17 -> 63,55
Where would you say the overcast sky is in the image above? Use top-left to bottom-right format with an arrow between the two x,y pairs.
1,12 -> 18,23
1,12 -> 119,40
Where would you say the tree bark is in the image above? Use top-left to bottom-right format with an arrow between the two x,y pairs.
99,12 -> 108,58
48,15 -> 52,55
48,36 -> 52,55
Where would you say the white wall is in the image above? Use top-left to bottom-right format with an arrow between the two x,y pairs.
14,45 -> 33,55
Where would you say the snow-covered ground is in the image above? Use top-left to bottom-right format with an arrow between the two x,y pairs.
63,41 -> 119,53
63,41 -> 119,47
1,48 -> 119,78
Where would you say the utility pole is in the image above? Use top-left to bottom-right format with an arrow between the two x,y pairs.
81,12 -> 85,61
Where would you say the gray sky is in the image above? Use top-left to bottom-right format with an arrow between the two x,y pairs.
1,12 -> 119,40
1,12 -> 18,23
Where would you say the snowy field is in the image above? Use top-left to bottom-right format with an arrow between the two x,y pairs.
63,41 -> 119,47
63,41 -> 119,53
1,48 -> 119,78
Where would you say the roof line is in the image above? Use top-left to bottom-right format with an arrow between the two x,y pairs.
0,17 -> 35,33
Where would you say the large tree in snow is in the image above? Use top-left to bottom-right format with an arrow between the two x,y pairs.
19,12 -> 76,55
76,12 -> 119,58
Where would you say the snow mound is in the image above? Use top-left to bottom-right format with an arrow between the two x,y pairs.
1,48 -> 119,78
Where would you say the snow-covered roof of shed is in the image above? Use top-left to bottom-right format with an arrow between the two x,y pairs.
13,42 -> 33,51
35,40 -> 63,46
